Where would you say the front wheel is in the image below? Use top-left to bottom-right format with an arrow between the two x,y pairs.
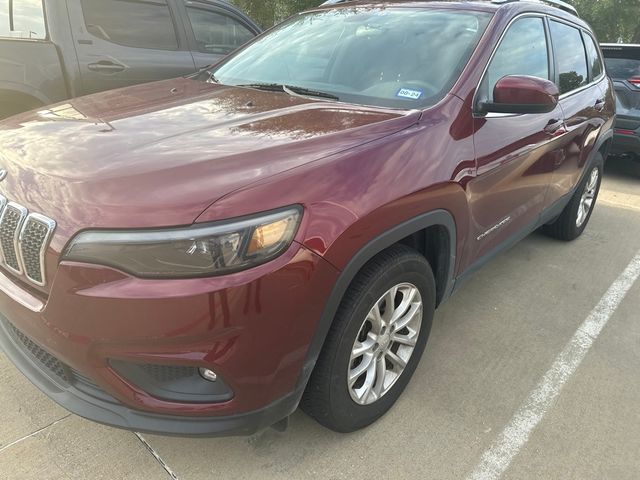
301,245 -> 435,433
543,153 -> 604,241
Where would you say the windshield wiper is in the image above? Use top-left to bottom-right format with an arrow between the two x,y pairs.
284,85 -> 340,101
236,83 -> 284,92
205,70 -> 220,83
236,83 -> 339,101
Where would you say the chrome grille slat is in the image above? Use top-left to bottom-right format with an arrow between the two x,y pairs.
0,202 -> 27,274
19,214 -> 56,286
0,200 -> 55,287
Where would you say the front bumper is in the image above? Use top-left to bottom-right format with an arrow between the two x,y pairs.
0,315 -> 302,436
0,242 -> 338,436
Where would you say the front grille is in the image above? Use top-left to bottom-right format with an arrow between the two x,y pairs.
0,196 -> 56,286
139,364 -> 198,383
6,321 -> 69,383
3,319 -> 121,405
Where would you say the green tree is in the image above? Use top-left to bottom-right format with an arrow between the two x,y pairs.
233,1 -> 640,43
568,0 -> 640,43
230,0 -> 320,29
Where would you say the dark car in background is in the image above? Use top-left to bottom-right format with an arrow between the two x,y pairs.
0,0 -> 260,118
601,44 -> 640,160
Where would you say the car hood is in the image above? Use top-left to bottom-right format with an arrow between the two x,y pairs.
0,78 -> 419,245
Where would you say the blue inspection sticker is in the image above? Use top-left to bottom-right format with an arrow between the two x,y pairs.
396,88 -> 424,100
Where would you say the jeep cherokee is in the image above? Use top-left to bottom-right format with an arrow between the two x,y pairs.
0,0 -> 615,435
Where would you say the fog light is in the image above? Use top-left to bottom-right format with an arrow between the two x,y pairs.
199,368 -> 218,382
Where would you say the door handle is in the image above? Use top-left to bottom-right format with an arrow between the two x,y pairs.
88,60 -> 126,73
544,118 -> 567,137
594,99 -> 606,112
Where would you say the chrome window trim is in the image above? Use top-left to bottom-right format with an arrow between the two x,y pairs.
18,213 -> 57,287
0,202 -> 28,276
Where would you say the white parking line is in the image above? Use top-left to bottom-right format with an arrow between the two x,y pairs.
466,250 -> 640,480
598,190 -> 640,213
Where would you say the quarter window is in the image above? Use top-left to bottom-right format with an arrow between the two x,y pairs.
583,33 -> 603,80
186,7 -> 254,55
482,17 -> 550,102
0,0 -> 46,40
81,0 -> 179,51
549,21 -> 588,94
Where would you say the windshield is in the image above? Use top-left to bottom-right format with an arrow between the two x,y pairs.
209,7 -> 492,109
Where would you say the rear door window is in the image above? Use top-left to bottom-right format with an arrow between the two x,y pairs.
549,21 -> 588,94
582,33 -> 604,80
80,0 -> 179,50
186,7 -> 255,55
0,0 -> 46,39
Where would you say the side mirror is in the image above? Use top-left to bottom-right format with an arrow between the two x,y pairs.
480,75 -> 559,115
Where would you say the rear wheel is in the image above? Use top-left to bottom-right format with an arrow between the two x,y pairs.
301,245 -> 435,432
543,153 -> 604,241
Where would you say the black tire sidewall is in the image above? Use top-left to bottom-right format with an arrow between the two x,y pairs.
325,256 -> 435,432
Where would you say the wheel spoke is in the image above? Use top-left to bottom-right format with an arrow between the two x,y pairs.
352,332 -> 377,357
584,198 -> 593,210
359,355 -> 378,402
380,288 -> 397,323
372,356 -> 387,398
368,304 -> 385,332
393,303 -> 422,332
349,353 -> 374,385
392,332 -> 417,347
385,350 -> 407,370
576,203 -> 585,226
389,287 -> 418,325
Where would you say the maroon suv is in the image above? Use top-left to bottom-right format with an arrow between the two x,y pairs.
0,0 -> 614,435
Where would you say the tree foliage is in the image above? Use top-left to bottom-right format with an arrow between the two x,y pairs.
230,0 -> 320,29
568,0 -> 640,43
233,0 -> 640,44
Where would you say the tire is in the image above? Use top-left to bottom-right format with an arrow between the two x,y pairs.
301,244 -> 436,433
0,101 -> 29,120
542,152 -> 604,241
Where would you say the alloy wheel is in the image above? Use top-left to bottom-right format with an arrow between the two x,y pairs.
576,167 -> 599,228
347,283 -> 423,405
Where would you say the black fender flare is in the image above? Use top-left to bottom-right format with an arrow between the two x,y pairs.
296,209 -> 457,392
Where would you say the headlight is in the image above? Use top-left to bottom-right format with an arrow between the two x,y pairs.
62,207 -> 302,278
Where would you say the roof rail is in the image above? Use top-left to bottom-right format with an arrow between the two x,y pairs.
320,0 -> 579,16
492,0 -> 579,17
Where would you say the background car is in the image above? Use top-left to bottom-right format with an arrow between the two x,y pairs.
601,43 -> 640,161
0,0 -> 261,119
